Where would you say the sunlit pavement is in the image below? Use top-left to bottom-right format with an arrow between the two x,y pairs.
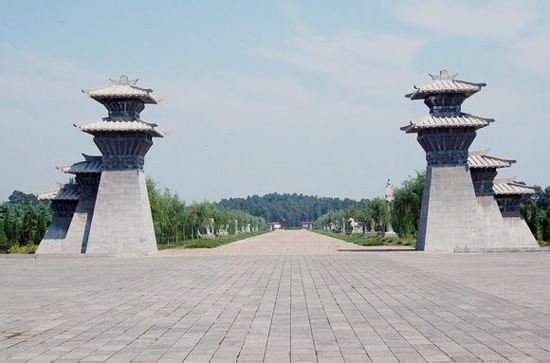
1,230 -> 550,362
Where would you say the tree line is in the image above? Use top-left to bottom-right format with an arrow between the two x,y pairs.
147,179 -> 267,243
0,181 -> 267,252
0,191 -> 52,252
317,172 -> 425,237
521,187 -> 550,244
2,173 -> 548,252
316,173 -> 550,245
219,193 -> 365,227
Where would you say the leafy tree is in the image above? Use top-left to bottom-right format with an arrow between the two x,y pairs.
317,173 -> 423,237
8,190 -> 39,207
0,219 -> 8,251
542,210 -> 550,243
146,178 -> 266,243
219,193 -> 365,227
0,193 -> 52,251
392,172 -> 425,237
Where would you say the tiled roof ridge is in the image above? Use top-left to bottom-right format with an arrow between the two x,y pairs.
406,70 -> 486,99
468,150 -> 516,169
81,75 -> 162,103
74,118 -> 165,137
400,113 -> 494,133
469,149 -> 492,156
493,178 -> 540,195
56,156 -> 103,175
494,177 -> 518,184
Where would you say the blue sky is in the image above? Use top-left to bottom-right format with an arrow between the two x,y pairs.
1,0 -> 548,203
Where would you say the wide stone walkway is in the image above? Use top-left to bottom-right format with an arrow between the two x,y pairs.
1,230 -> 550,362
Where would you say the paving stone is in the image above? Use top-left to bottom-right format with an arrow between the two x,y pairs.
1,230 -> 550,362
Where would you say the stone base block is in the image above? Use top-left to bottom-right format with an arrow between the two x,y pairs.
418,166 -> 539,251
384,231 -> 398,239
475,195 -> 515,249
64,192 -> 97,254
417,166 -> 490,251
36,217 -> 78,254
85,170 -> 157,256
501,211 -> 539,248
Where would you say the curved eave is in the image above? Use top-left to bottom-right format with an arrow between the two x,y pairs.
37,189 -> 59,201
493,182 -> 540,196
82,154 -> 102,162
401,114 -> 494,134
56,163 -> 103,175
467,154 -> 516,169
74,119 -> 165,137
56,165 -> 72,174
82,85 -> 162,104
38,187 -> 81,201
86,93 -> 162,104
406,88 -> 481,100
406,80 -> 486,100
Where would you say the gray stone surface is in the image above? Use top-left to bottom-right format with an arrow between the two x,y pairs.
85,170 -> 157,256
2,230 -> 550,362
418,166 -> 489,251
35,217 -> 74,254
63,191 -> 97,254
475,195 -> 521,249
501,211 -> 539,248
418,166 -> 539,251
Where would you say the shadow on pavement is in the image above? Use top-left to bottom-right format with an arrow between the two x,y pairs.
337,248 -> 416,252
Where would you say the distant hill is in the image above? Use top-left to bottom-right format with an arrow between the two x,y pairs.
218,193 -> 365,227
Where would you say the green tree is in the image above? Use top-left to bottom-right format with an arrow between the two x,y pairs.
527,201 -> 543,241
0,219 -> 8,251
392,172 -> 425,237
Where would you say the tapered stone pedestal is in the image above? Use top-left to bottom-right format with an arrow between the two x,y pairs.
36,192 -> 80,254
35,217 -> 74,254
64,188 -> 97,253
85,170 -> 157,256
500,211 -> 539,247
417,166 -> 489,251
495,185 -> 540,248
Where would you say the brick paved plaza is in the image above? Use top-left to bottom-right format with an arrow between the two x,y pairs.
1,230 -> 550,362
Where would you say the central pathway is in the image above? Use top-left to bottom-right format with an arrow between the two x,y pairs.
1,230 -> 550,362
160,229 -> 406,256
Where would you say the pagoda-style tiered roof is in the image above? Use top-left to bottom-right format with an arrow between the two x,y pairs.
468,150 -> 516,169
75,119 -> 165,137
37,189 -> 59,201
493,178 -> 540,195
57,154 -> 102,174
38,183 -> 81,201
82,75 -> 161,104
406,70 -> 486,100
401,113 -> 494,133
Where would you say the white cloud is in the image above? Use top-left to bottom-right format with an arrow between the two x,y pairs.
393,0 -> 539,39
253,31 -> 431,99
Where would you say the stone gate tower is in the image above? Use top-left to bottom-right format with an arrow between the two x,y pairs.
494,178 -> 540,248
402,71 -> 494,251
77,75 -> 164,255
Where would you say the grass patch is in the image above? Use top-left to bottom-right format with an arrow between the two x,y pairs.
6,244 -> 38,254
315,230 -> 416,247
157,231 -> 269,250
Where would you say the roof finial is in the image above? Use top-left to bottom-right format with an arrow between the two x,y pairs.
429,70 -> 458,81
109,75 -> 138,86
